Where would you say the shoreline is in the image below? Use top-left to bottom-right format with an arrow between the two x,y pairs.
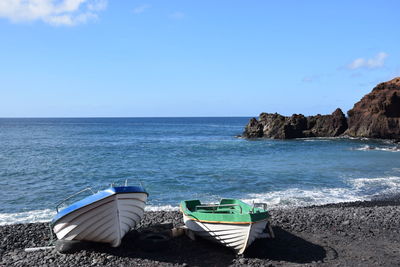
1,197 -> 400,266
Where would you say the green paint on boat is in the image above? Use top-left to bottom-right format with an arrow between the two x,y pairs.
180,198 -> 269,223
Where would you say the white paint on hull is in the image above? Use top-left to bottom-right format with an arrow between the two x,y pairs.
183,214 -> 267,254
53,192 -> 147,247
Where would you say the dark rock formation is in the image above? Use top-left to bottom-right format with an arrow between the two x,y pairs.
307,108 -> 349,137
346,77 -> 400,139
243,77 -> 400,139
243,108 -> 347,139
243,117 -> 263,138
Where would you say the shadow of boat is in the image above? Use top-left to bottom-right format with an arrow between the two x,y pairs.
64,226 -> 329,266
244,226 -> 328,263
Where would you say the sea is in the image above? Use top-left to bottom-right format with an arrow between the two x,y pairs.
1,117 -> 400,225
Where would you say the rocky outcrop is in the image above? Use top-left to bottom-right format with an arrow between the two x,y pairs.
242,77 -> 400,139
346,77 -> 400,139
307,108 -> 349,137
243,108 -> 347,139
244,117 -> 264,138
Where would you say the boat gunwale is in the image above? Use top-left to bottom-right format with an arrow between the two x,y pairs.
180,199 -> 270,224
52,186 -> 148,224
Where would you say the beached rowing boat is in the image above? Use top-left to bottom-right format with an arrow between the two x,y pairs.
180,198 -> 272,254
52,184 -> 148,247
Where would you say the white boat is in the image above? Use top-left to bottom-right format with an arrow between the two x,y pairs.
180,199 -> 273,254
52,185 -> 148,247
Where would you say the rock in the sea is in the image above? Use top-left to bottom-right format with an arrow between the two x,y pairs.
243,117 -> 264,138
346,77 -> 400,139
306,108 -> 348,137
242,109 -> 347,139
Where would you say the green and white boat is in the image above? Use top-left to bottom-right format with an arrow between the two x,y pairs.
180,198 -> 272,254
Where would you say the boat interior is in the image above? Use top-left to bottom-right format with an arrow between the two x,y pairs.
184,199 -> 248,214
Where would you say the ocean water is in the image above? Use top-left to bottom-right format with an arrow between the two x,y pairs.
1,117 -> 400,225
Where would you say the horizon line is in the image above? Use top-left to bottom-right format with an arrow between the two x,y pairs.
0,116 -> 254,119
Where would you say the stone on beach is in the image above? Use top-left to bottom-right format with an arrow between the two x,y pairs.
1,199 -> 400,266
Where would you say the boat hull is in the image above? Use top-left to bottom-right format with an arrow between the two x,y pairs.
183,214 -> 268,254
53,191 -> 147,247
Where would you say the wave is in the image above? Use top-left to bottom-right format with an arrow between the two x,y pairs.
145,205 -> 179,212
350,176 -> 400,194
0,205 -> 180,226
0,209 -> 56,226
242,176 -> 400,209
242,188 -> 364,209
2,176 -> 399,225
353,145 -> 400,152
302,139 -> 331,142
343,136 -> 376,141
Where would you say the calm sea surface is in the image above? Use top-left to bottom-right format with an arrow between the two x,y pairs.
1,117 -> 400,224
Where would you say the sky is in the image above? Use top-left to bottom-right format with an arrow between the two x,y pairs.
0,0 -> 399,117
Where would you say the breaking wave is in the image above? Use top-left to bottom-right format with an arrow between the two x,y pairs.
0,209 -> 56,226
242,176 -> 400,209
242,188 -> 364,209
145,205 -> 179,212
354,145 -> 400,152
2,177 -> 399,225
0,205 -> 179,225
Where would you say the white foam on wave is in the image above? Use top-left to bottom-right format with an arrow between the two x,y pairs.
350,176 -> 400,194
145,205 -> 179,211
0,205 -> 180,225
242,188 -> 364,209
0,209 -> 56,226
242,176 -> 400,209
354,145 -> 400,152
2,177 -> 400,225
302,138 -> 332,142
345,136 -> 372,141
354,145 -> 372,151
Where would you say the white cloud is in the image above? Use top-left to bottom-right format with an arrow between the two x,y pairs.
168,11 -> 185,20
0,0 -> 107,26
348,52 -> 388,70
87,0 -> 107,11
133,4 -> 150,14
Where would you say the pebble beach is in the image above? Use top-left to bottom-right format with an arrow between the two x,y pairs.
1,197 -> 400,267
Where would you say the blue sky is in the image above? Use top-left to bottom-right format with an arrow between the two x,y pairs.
0,1 -> 399,117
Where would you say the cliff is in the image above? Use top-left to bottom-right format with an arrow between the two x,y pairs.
346,77 -> 400,139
